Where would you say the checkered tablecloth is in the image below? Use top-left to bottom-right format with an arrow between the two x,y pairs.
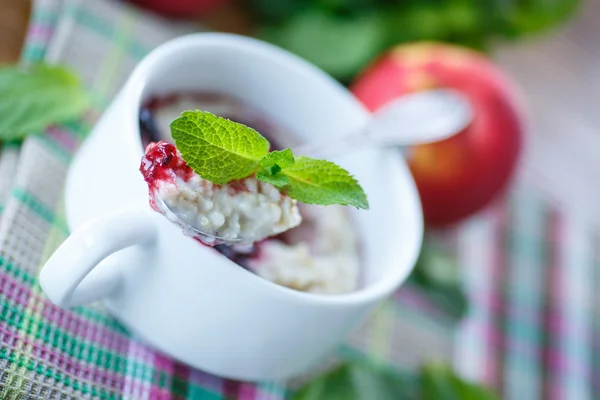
0,0 -> 597,399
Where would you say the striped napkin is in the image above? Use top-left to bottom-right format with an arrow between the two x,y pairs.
0,0 -> 596,399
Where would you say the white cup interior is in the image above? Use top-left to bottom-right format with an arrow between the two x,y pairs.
133,36 -> 368,146
125,33 -> 422,299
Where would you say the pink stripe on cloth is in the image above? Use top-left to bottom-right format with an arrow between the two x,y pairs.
42,306 -> 129,352
236,382 -> 258,400
25,25 -> 54,43
468,291 -> 505,312
254,389 -> 286,400
224,379 -> 247,399
545,314 -> 566,338
484,206 -> 506,387
149,384 -> 171,399
149,352 -> 182,399
393,288 -> 447,318
152,351 -> 175,371
122,340 -> 156,399
187,368 -> 224,394
545,210 -> 563,400
46,126 -> 80,153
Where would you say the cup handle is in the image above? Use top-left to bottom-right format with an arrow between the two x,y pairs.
39,208 -> 157,309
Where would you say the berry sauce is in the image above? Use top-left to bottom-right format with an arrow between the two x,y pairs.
140,140 -> 253,198
140,141 -> 194,189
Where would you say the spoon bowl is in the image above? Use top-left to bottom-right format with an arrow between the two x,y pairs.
153,195 -> 245,245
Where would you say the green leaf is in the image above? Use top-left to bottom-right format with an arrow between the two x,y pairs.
419,363 -> 498,400
257,148 -> 295,187
260,11 -> 385,80
407,243 -> 469,322
280,156 -> 369,209
0,63 -> 88,140
241,0 -> 308,22
292,360 -> 498,400
292,362 -> 413,400
260,148 -> 295,173
256,169 -> 291,188
416,244 -> 460,286
171,111 -> 270,184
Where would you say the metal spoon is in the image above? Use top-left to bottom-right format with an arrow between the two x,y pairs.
294,88 -> 473,158
159,88 -> 473,246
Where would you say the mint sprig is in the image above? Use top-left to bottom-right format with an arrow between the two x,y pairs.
171,111 -> 369,209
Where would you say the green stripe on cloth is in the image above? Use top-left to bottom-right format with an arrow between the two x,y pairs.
64,118 -> 95,139
503,194 -> 546,399
21,46 -> 46,62
33,8 -> 60,26
184,387 -> 223,400
0,256 -> 127,334
69,4 -> 115,41
11,188 -> 69,235
93,8 -> 136,100
0,346 -> 119,399
368,302 -> 394,362
36,134 -> 74,163
71,5 -> 152,58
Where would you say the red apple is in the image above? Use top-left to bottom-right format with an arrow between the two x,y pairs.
127,0 -> 226,17
351,43 -> 525,227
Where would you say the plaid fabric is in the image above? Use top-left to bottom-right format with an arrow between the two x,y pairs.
0,0 -> 595,399
453,192 -> 600,400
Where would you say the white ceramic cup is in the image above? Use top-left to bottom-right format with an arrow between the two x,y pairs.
39,33 -> 423,381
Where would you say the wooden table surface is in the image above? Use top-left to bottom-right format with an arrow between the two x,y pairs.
0,0 -> 31,63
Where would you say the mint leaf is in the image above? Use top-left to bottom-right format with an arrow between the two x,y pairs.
0,63 -> 88,140
292,360 -> 498,400
171,111 -> 270,184
260,148 -> 295,173
257,148 -> 295,187
280,156 -> 369,209
260,11 -> 385,80
256,169 -> 290,188
419,363 -> 498,400
293,362 -> 411,400
407,243 -> 469,322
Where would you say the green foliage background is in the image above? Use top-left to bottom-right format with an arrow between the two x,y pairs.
241,0 -> 581,81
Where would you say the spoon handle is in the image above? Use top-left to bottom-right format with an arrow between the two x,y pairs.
292,130 -> 369,159
292,89 -> 472,160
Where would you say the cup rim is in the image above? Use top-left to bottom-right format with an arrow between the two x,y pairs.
122,32 -> 423,306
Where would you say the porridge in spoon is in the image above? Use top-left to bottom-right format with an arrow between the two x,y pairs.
139,93 -> 366,294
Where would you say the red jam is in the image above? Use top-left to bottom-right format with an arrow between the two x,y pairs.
139,140 -> 252,212
139,141 -> 195,190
